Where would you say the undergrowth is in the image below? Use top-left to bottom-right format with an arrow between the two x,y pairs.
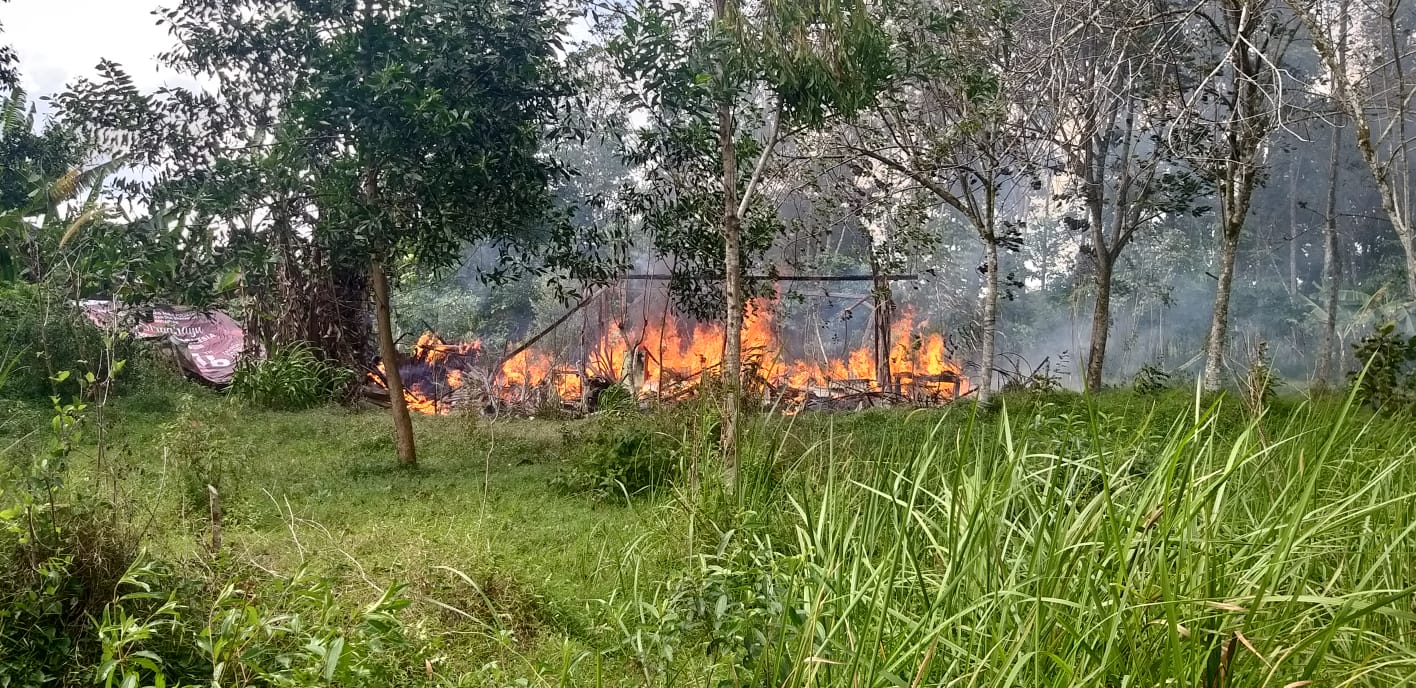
1,386 -> 1413,687
229,344 -> 354,411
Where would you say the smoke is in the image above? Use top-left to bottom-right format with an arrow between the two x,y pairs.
411,91 -> 1409,396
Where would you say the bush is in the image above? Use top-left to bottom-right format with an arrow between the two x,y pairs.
96,562 -> 419,688
159,396 -> 254,531
113,346 -> 193,412
2,392 -> 420,687
1133,363 -> 1172,395
1350,322 -> 1416,410
0,394 -> 139,686
229,344 -> 355,411
0,282 -> 111,401
555,418 -> 681,499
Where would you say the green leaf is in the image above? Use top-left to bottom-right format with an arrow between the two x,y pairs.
323,636 -> 345,681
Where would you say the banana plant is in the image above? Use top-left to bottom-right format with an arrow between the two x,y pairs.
0,88 -> 123,283
1299,284 -> 1416,342
0,165 -> 125,282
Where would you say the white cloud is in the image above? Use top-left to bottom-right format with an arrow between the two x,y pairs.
5,0 -> 175,99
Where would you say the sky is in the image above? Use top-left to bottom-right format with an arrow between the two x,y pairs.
5,0 -> 187,103
5,0 -> 593,110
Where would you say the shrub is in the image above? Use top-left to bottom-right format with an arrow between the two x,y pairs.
2,390 -> 419,687
620,533 -> 799,681
0,392 -> 139,686
229,344 -> 355,410
1349,322 -> 1416,410
96,563 -> 418,688
113,347 -> 192,412
1133,363 -> 1172,395
555,418 -> 681,499
159,396 -> 252,532
1243,340 -> 1278,414
0,282 -> 110,400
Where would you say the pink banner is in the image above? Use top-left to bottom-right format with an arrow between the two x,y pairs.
81,301 -> 245,384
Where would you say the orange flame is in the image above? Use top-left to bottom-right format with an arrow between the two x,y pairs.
371,299 -> 969,414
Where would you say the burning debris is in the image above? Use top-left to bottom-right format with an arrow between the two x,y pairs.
367,333 -> 486,415
367,297 -> 971,416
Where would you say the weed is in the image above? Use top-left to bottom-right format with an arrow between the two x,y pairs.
1243,340 -> 1278,414
95,559 -> 419,688
4,386 -> 1413,687
553,419 -> 681,500
0,282 -> 113,401
229,343 -> 354,411
0,381 -> 139,686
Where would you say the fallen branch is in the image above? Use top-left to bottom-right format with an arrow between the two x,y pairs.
494,288 -> 605,374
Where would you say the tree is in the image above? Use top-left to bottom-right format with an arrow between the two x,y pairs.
0,0 -> 17,89
600,0 -> 895,487
1031,0 -> 1209,391
1171,0 -> 1297,390
1288,0 -> 1416,300
1318,116 -> 1345,385
0,90 -> 83,214
0,90 -> 116,284
838,0 -> 1043,403
62,0 -> 572,467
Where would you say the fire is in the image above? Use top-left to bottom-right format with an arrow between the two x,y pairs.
562,298 -> 969,403
370,298 -> 970,414
368,333 -> 484,415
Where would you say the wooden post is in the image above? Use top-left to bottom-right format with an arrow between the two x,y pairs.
207,484 -> 223,555
871,258 -> 896,393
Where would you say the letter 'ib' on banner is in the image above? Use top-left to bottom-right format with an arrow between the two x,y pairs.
81,301 -> 245,385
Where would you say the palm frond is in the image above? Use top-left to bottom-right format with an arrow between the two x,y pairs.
59,206 -> 107,248
44,157 -> 127,210
0,87 -> 30,136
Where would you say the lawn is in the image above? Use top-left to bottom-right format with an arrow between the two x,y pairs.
2,387 -> 1414,686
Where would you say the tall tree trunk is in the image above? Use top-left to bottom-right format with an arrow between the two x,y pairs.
714,0 -> 741,492
1085,255 -> 1114,392
979,239 -> 999,403
1352,116 -> 1416,297
1318,120 -> 1342,386
371,256 -> 417,467
1295,0 -> 1416,297
358,0 -> 412,465
1203,227 -> 1242,391
1288,159 -> 1300,297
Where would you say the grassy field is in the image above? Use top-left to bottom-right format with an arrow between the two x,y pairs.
2,386 -> 1415,686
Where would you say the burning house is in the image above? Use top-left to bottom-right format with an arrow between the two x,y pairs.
367,285 -> 971,415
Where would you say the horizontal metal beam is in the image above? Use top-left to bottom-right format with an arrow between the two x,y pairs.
624,274 -> 917,282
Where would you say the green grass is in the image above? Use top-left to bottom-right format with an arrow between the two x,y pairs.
3,387 -> 1415,686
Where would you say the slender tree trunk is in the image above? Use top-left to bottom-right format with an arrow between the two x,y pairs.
714,0 -> 741,492
1352,117 -> 1416,297
979,239 -> 999,402
371,256 -> 417,467
1085,255 -> 1114,392
357,0 -> 411,466
1288,160 -> 1300,296
1203,227 -> 1242,391
870,252 -> 894,392
1319,120 -> 1342,386
1393,218 -> 1416,299
1295,0 -> 1416,297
